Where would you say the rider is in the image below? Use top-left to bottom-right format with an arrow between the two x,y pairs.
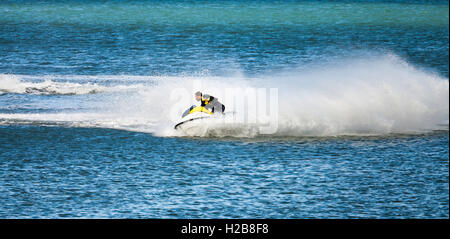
195,91 -> 225,114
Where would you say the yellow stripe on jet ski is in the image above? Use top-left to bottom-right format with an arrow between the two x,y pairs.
189,106 -> 213,115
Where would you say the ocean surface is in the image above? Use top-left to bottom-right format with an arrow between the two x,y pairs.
0,0 -> 448,218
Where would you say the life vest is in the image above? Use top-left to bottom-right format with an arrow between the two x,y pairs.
201,96 -> 214,107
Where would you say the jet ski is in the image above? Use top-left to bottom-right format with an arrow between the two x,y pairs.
174,105 -> 245,136
174,105 -> 214,131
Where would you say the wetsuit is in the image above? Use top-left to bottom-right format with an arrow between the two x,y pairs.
201,96 -> 225,114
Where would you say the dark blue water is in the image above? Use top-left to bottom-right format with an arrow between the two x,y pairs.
0,126 -> 448,218
0,0 -> 448,218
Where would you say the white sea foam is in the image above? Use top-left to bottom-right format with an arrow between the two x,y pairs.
0,74 -> 147,95
0,54 -> 448,137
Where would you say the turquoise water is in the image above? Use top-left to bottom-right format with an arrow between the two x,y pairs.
1,0 -> 448,75
0,0 -> 448,218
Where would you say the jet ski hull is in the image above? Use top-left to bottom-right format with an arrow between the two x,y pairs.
174,116 -> 211,130
174,108 -> 213,134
